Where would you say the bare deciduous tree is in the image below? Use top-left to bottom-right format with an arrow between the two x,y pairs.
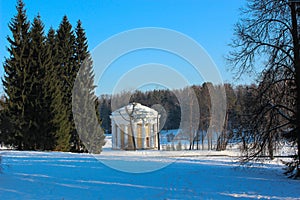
124,103 -> 137,151
228,0 -> 300,177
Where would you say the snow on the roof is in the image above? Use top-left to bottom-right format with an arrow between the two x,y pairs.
111,102 -> 158,118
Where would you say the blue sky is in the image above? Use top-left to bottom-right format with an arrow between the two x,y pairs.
0,0 -> 250,95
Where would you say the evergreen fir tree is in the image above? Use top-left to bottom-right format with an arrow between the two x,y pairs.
72,20 -> 105,154
44,27 -> 69,151
2,0 -> 31,149
28,15 -> 55,150
53,16 -> 76,151
70,20 -> 88,152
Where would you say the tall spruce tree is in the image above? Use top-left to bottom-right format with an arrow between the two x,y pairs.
28,15 -> 55,150
53,16 -> 76,151
46,27 -> 71,151
72,20 -> 105,154
44,27 -> 61,150
2,0 -> 31,149
70,20 -> 89,152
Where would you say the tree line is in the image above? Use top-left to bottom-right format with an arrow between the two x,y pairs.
98,83 -> 258,151
0,0 -> 105,153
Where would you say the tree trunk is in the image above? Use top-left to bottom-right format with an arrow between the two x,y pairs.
202,133 -> 204,150
217,111 -> 228,151
291,2 -> 300,177
157,132 -> 160,150
125,105 -> 137,151
207,130 -> 210,150
196,131 -> 199,150
129,118 -> 136,151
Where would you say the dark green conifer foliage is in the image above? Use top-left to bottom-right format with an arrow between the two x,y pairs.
52,87 -> 71,152
2,0 -> 31,149
53,16 -> 76,151
72,20 -> 105,154
1,1 -> 105,152
0,97 -> 13,145
75,20 -> 88,63
28,15 -> 55,150
70,20 -> 88,152
45,27 -> 65,150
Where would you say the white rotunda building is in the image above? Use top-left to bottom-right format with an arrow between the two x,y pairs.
110,103 -> 160,150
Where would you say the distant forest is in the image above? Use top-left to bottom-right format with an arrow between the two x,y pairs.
98,83 -> 255,141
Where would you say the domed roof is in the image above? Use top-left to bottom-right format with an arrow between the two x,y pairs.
111,102 -> 159,124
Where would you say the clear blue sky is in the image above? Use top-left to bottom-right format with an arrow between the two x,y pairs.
0,0 -> 249,95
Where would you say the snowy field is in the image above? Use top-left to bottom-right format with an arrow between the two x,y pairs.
0,138 -> 300,199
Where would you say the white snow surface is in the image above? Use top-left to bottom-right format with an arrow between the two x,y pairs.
0,137 -> 299,199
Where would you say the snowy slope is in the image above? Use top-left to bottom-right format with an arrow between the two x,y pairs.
0,149 -> 300,200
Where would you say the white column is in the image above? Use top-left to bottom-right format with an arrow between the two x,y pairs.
154,121 -> 158,148
111,120 -> 116,149
124,125 -> 128,149
133,123 -> 137,147
111,120 -> 114,149
157,116 -> 160,148
150,123 -> 154,148
117,125 -> 121,149
142,122 -> 146,149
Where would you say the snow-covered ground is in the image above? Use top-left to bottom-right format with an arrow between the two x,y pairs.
0,137 -> 299,199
